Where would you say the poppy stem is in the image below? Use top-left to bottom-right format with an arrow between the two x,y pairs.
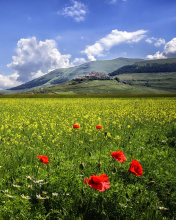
98,137 -> 104,172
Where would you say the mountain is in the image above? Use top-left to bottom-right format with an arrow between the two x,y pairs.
28,58 -> 176,95
30,71 -> 176,95
2,57 -> 143,94
109,58 -> 176,76
1,57 -> 176,95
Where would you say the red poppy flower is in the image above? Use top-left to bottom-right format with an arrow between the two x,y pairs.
111,151 -> 126,163
37,155 -> 49,164
128,159 -> 143,176
96,125 -> 103,129
85,174 -> 110,191
73,124 -> 80,129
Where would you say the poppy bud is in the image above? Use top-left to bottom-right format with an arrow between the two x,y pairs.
126,193 -> 129,198
79,163 -> 85,170
148,181 -> 155,186
81,189 -> 84,196
113,167 -> 117,173
147,201 -> 150,206
104,131 -> 108,137
101,211 -> 106,216
97,162 -> 101,168
79,198 -> 83,205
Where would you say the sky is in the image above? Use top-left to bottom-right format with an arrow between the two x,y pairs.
0,0 -> 176,89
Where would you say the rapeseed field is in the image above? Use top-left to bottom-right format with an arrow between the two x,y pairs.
0,98 -> 175,219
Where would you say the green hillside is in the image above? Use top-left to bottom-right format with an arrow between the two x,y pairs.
6,57 -> 143,92
1,57 -> 176,95
135,57 -> 176,65
109,58 -> 176,76
31,71 -> 176,95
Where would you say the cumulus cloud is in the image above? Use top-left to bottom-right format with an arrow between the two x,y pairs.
7,37 -> 72,83
72,57 -> 86,65
145,37 -> 157,44
59,0 -> 87,22
145,37 -> 165,47
154,38 -> 166,47
147,38 -> 176,59
0,73 -> 22,90
82,29 -> 147,61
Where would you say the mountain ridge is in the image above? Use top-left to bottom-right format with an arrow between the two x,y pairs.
6,57 -> 143,92
1,57 -> 176,95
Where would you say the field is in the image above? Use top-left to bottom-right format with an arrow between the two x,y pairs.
0,97 -> 176,219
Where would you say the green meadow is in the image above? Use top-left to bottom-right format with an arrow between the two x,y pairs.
0,97 -> 175,219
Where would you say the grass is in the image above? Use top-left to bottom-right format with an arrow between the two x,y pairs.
0,97 -> 176,219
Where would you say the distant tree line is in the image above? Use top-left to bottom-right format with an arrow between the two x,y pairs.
109,63 -> 176,76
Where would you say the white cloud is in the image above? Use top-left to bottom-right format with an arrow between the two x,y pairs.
145,37 -> 157,44
154,38 -> 166,47
72,57 -> 86,65
147,38 -> 176,59
146,37 -> 165,47
7,37 -> 72,83
147,51 -> 166,60
0,73 -> 22,90
59,0 -> 87,22
82,29 -> 147,61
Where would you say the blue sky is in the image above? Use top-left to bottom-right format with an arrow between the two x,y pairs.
0,0 -> 176,89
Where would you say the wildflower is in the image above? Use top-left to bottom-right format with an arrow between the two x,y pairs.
73,124 -> 80,129
33,180 -> 44,184
63,193 -> 71,196
1,190 -> 8,193
21,195 -> 31,200
37,155 -> 49,164
7,194 -> 14,199
52,193 -> 58,196
26,176 -> 33,180
158,207 -> 169,210
13,185 -> 21,188
128,159 -> 143,176
96,125 -> 102,129
2,201 -> 5,204
85,174 -> 110,191
36,195 -> 46,200
111,151 -> 126,163
42,191 -> 48,195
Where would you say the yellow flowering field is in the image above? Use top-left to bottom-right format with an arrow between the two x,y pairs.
0,97 -> 176,219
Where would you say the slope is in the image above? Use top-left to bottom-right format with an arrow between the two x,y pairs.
6,57 -> 143,92
32,70 -> 176,95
